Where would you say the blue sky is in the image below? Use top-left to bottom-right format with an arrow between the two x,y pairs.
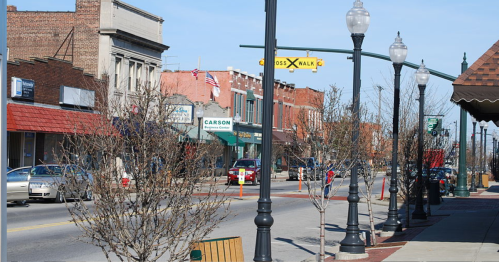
8,0 -> 499,139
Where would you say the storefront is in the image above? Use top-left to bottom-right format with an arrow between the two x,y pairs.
7,103 -> 104,168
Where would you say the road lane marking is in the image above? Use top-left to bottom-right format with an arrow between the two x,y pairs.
8,221 -> 73,233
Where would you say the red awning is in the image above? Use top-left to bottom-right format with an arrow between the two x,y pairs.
7,103 -> 112,135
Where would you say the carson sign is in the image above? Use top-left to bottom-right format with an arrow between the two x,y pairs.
203,117 -> 233,132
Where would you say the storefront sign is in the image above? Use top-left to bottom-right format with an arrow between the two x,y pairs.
167,105 -> 193,123
203,117 -> 233,132
11,77 -> 34,100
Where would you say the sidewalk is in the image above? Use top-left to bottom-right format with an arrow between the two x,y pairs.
324,181 -> 499,262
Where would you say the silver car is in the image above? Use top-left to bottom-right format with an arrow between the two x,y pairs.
29,164 -> 93,203
7,167 -> 32,205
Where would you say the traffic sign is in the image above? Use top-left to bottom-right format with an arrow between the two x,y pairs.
238,169 -> 245,185
259,57 -> 324,69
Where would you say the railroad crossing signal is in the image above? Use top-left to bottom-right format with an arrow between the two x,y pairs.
259,57 -> 324,70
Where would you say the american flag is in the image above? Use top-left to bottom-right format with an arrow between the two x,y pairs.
191,68 -> 199,80
205,72 -> 220,87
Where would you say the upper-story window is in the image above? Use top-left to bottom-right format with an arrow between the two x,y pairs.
136,63 -> 143,88
278,101 -> 283,130
115,57 -> 122,89
128,61 -> 135,91
148,66 -> 155,87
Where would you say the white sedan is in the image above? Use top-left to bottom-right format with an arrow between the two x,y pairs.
7,166 -> 31,205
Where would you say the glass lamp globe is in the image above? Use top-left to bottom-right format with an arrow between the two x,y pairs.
389,32 -> 408,64
415,60 -> 430,85
346,0 -> 370,34
196,107 -> 204,118
234,113 -> 241,123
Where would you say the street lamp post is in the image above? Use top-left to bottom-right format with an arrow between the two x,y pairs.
484,122 -> 488,179
478,121 -> 486,188
470,117 -> 477,192
492,131 -> 497,180
196,107 -> 204,142
339,0 -> 370,256
382,31 -> 407,234
234,113 -> 241,159
412,60 -> 429,220
254,0 -> 276,260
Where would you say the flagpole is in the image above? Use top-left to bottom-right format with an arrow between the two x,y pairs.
196,57 -> 200,101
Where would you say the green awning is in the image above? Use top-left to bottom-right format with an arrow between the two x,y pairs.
214,132 -> 245,146
246,90 -> 256,101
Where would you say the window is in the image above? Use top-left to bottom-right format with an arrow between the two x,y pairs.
238,94 -> 243,121
246,100 -> 254,124
115,57 -> 122,88
136,63 -> 143,88
259,99 -> 263,124
128,61 -> 135,91
255,99 -> 259,124
278,101 -> 283,130
233,93 -> 237,117
148,66 -> 155,87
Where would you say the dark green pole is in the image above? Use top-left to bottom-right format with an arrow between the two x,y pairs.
254,0 -> 276,261
454,53 -> 470,197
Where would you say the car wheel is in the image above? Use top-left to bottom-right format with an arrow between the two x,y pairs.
54,191 -> 64,203
83,189 -> 93,201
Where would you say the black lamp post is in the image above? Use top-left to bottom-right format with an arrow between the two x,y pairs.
382,31 -> 407,234
234,113 -> 241,159
492,131 -> 497,180
254,0 -> 276,260
470,117 -> 477,192
196,107 -> 204,142
412,60 -> 429,220
477,121 -> 486,188
484,123 -> 488,175
339,0 -> 370,255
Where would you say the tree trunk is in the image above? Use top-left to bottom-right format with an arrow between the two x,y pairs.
366,198 -> 377,246
319,209 -> 325,262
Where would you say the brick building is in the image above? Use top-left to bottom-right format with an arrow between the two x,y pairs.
161,67 -> 324,170
7,57 -> 105,168
7,0 -> 168,106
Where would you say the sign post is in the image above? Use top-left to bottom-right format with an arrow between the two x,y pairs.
299,167 -> 303,191
238,168 -> 245,198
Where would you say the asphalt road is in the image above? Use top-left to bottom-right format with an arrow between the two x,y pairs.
6,175 -> 390,261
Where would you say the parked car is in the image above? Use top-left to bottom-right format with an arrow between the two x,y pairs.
288,157 -> 321,180
386,164 -> 401,176
7,167 -> 32,205
227,159 -> 261,185
29,164 -> 93,203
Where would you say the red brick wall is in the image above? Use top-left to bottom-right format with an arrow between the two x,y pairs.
7,57 -> 105,106
7,0 -> 101,76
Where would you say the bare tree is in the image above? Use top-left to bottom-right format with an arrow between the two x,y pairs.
291,85 -> 353,262
54,81 -> 231,261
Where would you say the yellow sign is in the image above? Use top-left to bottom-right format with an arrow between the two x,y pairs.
267,57 -> 323,69
238,169 -> 246,184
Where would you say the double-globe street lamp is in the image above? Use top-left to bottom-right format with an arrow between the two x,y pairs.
196,107 -> 204,142
470,117 -> 477,192
339,0 -> 370,256
382,31 -> 407,235
412,61 -> 429,220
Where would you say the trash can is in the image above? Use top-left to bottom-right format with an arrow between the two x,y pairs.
190,236 -> 244,262
482,174 -> 489,187
429,180 -> 440,205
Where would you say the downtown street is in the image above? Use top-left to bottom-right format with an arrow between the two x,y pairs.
7,175 -> 388,262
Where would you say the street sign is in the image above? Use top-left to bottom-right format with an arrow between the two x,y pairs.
238,169 -> 245,185
427,118 -> 438,134
259,57 -> 324,69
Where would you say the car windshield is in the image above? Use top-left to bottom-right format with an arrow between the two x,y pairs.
234,160 -> 256,168
31,166 -> 63,177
